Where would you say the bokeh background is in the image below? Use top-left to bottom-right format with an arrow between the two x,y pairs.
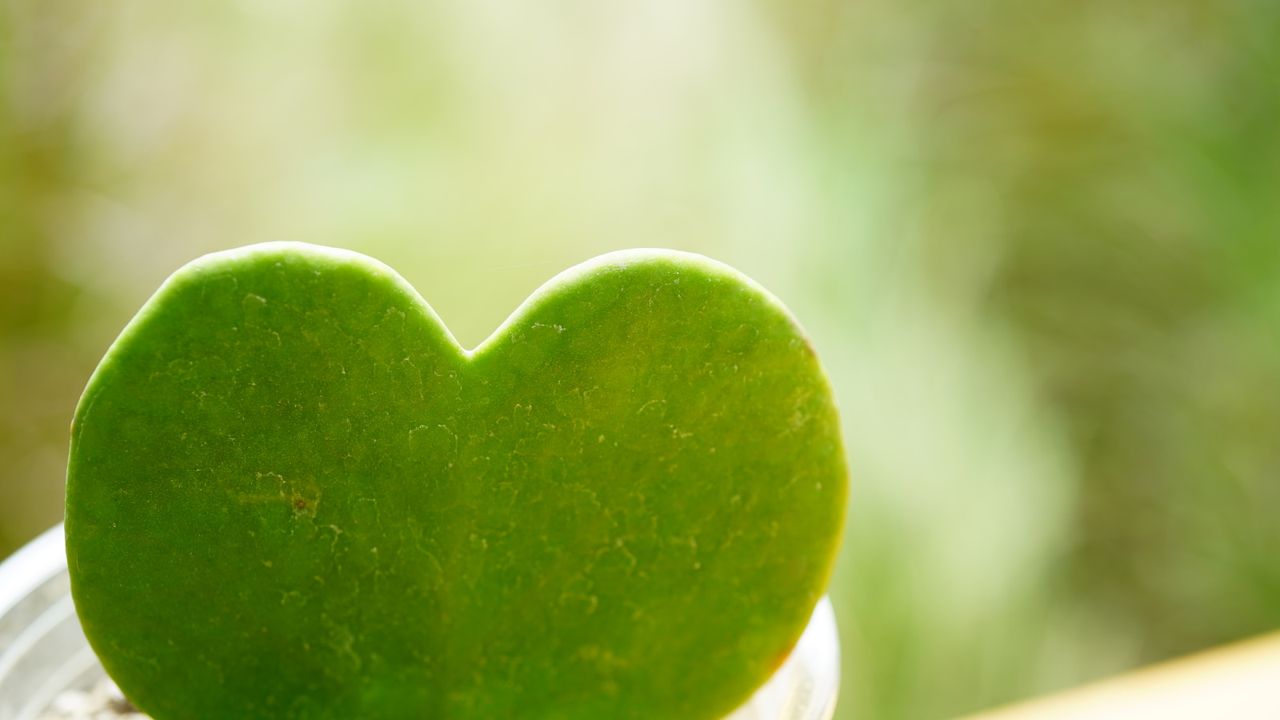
3,1 -> 1280,718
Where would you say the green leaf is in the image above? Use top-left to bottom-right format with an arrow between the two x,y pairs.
65,243 -> 847,720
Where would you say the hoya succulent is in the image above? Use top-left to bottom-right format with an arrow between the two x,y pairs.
65,243 -> 847,719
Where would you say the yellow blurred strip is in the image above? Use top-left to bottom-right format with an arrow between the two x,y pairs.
965,632 -> 1280,719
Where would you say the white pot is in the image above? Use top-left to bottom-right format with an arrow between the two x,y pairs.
0,525 -> 839,720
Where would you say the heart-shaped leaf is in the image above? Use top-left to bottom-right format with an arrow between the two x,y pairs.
66,243 -> 847,720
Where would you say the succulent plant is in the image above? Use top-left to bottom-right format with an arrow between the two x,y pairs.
65,243 -> 847,719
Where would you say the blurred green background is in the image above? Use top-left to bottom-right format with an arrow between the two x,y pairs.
3,1 -> 1280,718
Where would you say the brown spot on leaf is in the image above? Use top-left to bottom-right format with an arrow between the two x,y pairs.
766,640 -> 798,675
